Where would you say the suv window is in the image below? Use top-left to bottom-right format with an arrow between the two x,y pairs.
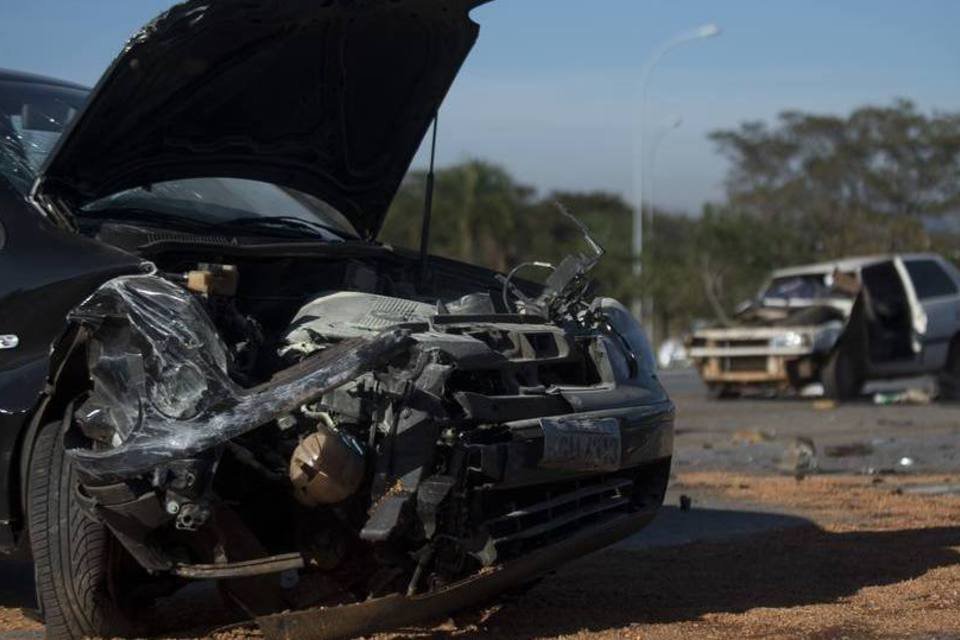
904,259 -> 959,300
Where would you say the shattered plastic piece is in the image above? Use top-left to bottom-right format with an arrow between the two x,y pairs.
873,389 -> 933,406
799,383 -> 825,398
780,437 -> 818,478
525,202 -> 606,320
67,275 -> 412,479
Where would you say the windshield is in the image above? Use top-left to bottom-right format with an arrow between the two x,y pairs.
761,273 -> 855,305
82,178 -> 360,241
0,79 -> 87,195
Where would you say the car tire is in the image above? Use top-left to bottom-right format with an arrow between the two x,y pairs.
27,421 -> 135,640
821,347 -> 862,401
938,338 -> 960,401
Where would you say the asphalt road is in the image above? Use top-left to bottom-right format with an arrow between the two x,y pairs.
662,367 -> 960,476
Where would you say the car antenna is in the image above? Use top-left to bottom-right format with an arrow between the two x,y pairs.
418,112 -> 439,289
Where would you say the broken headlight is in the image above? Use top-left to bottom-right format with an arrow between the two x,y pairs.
770,331 -> 810,350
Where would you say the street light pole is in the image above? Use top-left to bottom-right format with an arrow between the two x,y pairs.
648,115 -> 683,235
644,114 -> 683,343
632,23 -> 721,322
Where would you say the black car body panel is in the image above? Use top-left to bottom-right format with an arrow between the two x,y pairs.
0,165 -> 143,548
35,0 -> 490,240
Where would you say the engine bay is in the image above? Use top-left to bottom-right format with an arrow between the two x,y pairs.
56,227 -> 673,621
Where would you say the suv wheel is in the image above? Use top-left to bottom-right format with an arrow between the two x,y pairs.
938,338 -> 960,401
821,347 -> 863,401
27,422 -> 136,640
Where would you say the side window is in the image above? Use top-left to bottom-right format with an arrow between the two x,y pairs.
904,259 -> 959,300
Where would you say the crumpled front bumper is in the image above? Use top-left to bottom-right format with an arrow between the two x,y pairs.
258,504 -> 659,640
469,401 -> 674,488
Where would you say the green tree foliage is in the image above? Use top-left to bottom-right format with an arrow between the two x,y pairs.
380,160 -> 638,301
710,100 -> 960,256
696,100 -> 960,324
381,160 -> 527,273
379,100 -> 960,343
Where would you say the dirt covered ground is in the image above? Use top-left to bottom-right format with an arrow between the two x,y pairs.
364,473 -> 960,640
4,473 -> 958,640
1,371 -> 958,639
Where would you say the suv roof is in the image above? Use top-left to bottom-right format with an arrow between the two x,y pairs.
771,253 -> 945,279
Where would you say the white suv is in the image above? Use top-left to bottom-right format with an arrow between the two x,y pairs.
689,253 -> 960,400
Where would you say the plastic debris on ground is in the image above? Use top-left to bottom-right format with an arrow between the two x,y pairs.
873,389 -> 934,406
780,437 -> 818,479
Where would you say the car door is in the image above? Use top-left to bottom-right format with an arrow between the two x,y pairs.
901,257 -> 960,371
858,259 -> 925,377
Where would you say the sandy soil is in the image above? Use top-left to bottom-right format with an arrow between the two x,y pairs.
5,472 -> 958,640
365,473 -> 960,640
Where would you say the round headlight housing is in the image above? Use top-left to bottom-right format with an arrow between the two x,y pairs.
770,331 -> 808,349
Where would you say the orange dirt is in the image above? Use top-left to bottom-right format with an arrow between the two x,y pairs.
3,473 -> 959,640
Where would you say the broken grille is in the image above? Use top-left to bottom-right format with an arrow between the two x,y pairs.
479,475 -> 637,558
723,356 -> 769,372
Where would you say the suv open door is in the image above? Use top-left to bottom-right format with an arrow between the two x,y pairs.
859,259 -> 925,372
822,258 -> 926,399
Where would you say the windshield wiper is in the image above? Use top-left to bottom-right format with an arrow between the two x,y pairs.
216,216 -> 349,240
79,207 -> 222,232
79,208 -> 350,241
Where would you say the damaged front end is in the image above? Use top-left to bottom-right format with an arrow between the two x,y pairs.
60,246 -> 672,637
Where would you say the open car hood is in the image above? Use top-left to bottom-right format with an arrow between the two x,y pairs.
34,0 -> 489,240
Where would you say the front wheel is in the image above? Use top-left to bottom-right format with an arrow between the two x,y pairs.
938,338 -> 960,401
27,422 -> 136,640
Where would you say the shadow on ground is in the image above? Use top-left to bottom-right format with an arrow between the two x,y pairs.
5,508 -> 960,640
0,561 -> 34,610
402,516 -> 960,639
617,505 -> 811,549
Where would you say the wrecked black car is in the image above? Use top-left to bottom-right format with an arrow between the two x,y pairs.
0,2 -> 673,639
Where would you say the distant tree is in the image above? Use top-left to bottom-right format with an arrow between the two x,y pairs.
378,109 -> 960,341
381,161 -> 639,300
710,100 -> 960,256
381,160 -> 530,273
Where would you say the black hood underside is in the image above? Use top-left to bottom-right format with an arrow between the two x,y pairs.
36,0 -> 489,240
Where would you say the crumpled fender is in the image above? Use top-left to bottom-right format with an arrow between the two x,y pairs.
66,275 -> 412,479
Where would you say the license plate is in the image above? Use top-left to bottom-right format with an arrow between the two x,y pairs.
540,417 -> 622,472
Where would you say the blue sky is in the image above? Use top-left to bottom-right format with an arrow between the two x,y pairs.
2,1 -> 958,214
